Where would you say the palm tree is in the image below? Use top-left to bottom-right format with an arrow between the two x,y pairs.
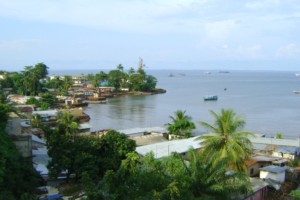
167,110 -> 195,138
186,150 -> 251,199
197,109 -> 254,172
56,112 -> 78,141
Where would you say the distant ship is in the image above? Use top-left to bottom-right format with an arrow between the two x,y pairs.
295,73 -> 300,77
204,95 -> 218,101
293,90 -> 300,94
168,73 -> 174,77
219,70 -> 230,73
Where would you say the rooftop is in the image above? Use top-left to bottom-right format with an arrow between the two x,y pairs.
260,165 -> 286,173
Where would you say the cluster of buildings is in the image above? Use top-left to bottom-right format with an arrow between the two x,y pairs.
3,77 -> 300,199
5,108 -> 300,199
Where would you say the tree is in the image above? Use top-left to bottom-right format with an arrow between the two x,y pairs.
39,92 -> 57,109
275,133 -> 283,139
108,69 -> 126,91
167,110 -> 196,138
0,103 -> 41,199
0,103 -> 10,129
142,75 -> 157,91
47,127 -> 136,183
34,62 -> 48,79
198,109 -> 254,172
26,97 -> 40,107
187,150 -> 251,199
92,150 -> 251,200
94,152 -> 192,200
56,112 -> 79,141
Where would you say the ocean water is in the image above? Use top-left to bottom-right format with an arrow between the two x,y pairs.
52,70 -> 300,138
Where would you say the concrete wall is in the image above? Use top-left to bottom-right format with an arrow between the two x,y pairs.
11,135 -> 32,158
5,112 -> 21,135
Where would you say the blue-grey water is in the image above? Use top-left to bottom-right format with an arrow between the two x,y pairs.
52,70 -> 300,138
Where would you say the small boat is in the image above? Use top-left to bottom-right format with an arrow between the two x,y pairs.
204,95 -> 218,101
296,73 -> 300,77
293,90 -> 300,94
169,73 -> 174,77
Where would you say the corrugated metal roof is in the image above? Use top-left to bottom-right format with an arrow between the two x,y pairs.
136,137 -> 202,159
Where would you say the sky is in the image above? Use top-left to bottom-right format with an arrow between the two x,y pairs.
1,0 -> 300,71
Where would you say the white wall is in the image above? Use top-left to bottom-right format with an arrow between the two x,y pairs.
260,170 -> 285,183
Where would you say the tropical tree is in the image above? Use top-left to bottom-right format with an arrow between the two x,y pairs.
0,103 -> 41,199
198,109 -> 254,172
187,150 -> 251,199
108,69 -> 126,91
275,133 -> 283,139
167,110 -> 196,138
56,112 -> 79,141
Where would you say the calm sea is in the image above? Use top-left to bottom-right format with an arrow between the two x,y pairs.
51,70 -> 300,138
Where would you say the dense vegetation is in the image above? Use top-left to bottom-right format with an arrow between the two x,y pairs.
0,60 -> 157,98
47,112 -> 137,183
0,103 -> 41,200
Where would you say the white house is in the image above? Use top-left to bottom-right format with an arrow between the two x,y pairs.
259,165 -> 286,183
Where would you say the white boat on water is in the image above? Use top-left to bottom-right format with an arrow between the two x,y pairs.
296,73 -> 300,77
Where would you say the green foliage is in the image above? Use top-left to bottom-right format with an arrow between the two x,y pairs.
0,103 -> 10,129
290,190 -> 300,200
167,110 -> 196,138
26,97 -> 40,107
47,122 -> 136,183
289,158 -> 300,167
93,151 -> 251,200
198,109 -> 254,172
108,69 -> 126,91
39,92 -> 57,108
275,133 -> 283,139
30,114 -> 43,129
0,129 -> 41,200
21,63 -> 48,95
40,102 -> 49,110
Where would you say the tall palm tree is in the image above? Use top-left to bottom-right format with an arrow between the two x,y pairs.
198,109 -> 253,172
56,112 -> 78,141
167,110 -> 195,138
186,150 -> 251,199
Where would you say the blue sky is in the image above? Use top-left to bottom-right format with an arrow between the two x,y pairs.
1,0 -> 300,71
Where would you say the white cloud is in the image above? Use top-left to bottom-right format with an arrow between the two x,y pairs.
277,43 -> 300,57
0,0 -> 208,34
245,0 -> 280,9
204,19 -> 237,43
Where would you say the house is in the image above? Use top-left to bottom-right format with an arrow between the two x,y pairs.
14,105 -> 35,114
99,86 -> 114,93
272,147 -> 300,160
136,136 -> 201,159
245,159 -> 259,177
243,178 -> 269,200
32,109 -> 58,122
259,165 -> 286,183
7,95 -> 30,104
